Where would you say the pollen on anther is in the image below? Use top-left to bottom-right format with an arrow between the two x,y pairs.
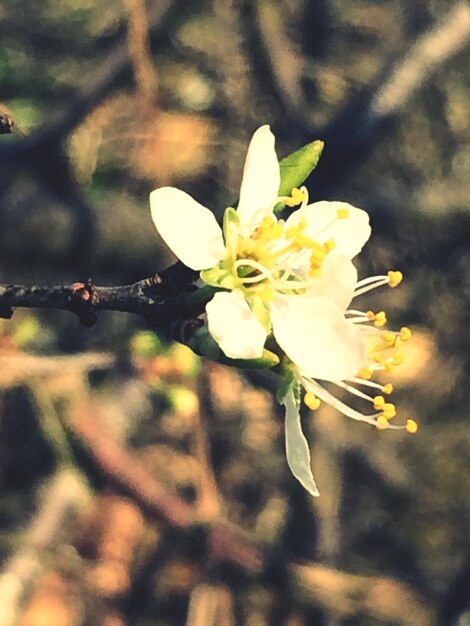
304,392 -> 321,411
388,270 -> 403,287
285,187 -> 305,207
374,311 -> 387,327
400,327 -> 412,341
373,395 -> 385,409
376,416 -> 390,430
406,419 -> 418,434
382,332 -> 396,346
382,383 -> 394,395
392,352 -> 404,366
382,403 -> 396,419
358,367 -> 374,380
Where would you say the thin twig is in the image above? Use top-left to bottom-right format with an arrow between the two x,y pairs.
0,262 -> 199,329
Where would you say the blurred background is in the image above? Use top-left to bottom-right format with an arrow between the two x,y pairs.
1,0 -> 470,624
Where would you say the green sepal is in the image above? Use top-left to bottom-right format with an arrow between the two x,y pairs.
275,140 -> 324,214
188,327 -> 279,369
200,264 -> 236,290
222,206 -> 240,260
276,366 -> 301,407
246,293 -> 271,333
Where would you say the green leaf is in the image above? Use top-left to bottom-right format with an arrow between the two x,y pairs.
188,327 -> 279,369
275,140 -> 324,213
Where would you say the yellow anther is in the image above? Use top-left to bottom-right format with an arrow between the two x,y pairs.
376,416 -> 390,430
382,403 -> 396,419
294,232 -> 318,250
406,419 -> 418,434
366,310 -> 376,321
388,270 -> 403,287
325,238 -> 336,251
310,247 -> 327,263
374,311 -> 387,327
336,207 -> 350,219
382,332 -> 396,346
392,351 -> 404,366
304,392 -> 321,411
382,383 -> 394,395
309,267 -> 321,278
358,366 -> 374,380
286,226 -> 299,240
373,395 -> 385,409
399,327 -> 412,341
261,215 -> 274,227
285,187 -> 306,207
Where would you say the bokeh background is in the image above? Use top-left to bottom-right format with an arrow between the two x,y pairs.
1,1 -> 470,624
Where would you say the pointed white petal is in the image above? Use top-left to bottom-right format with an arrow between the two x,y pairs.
271,297 -> 366,381
237,126 -> 281,227
286,201 -> 371,259
284,390 -> 320,496
206,290 -> 267,359
309,254 -> 357,310
150,187 -> 225,270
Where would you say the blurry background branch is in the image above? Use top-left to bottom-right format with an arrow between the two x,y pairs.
0,470 -> 90,626
68,397 -> 435,625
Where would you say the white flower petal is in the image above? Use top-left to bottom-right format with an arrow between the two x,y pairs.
206,290 -> 267,359
150,187 -> 225,270
271,297 -> 366,381
284,389 -> 319,497
237,126 -> 281,227
309,254 -> 357,310
286,201 -> 371,259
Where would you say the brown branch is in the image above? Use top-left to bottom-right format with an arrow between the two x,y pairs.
0,262 -> 199,329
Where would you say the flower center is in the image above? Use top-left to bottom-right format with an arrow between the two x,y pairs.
231,194 -> 349,298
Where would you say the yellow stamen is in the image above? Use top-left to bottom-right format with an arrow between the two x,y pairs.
382,383 -> 394,395
366,310 -> 376,321
399,327 -> 412,341
382,332 -> 396,346
373,395 -> 385,409
406,419 -> 418,434
304,392 -> 321,411
388,270 -> 403,287
325,238 -> 336,251
376,416 -> 390,430
392,352 -> 404,366
336,207 -> 350,219
310,247 -> 327,263
358,367 -> 374,380
382,403 -> 396,419
374,311 -> 387,327
285,187 -> 306,207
